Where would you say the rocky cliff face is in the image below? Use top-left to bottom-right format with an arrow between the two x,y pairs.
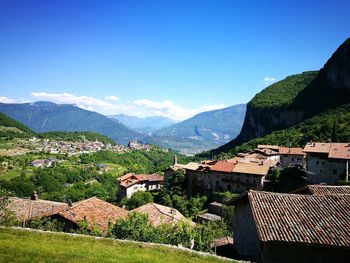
213,38 -> 350,154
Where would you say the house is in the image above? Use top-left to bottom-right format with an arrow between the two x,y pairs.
278,147 -> 305,168
55,197 -> 128,231
185,160 -> 270,196
29,159 -> 46,167
132,203 -> 194,227
233,190 -> 350,263
303,142 -> 350,184
118,173 -> 164,198
196,201 -> 223,223
5,191 -> 68,224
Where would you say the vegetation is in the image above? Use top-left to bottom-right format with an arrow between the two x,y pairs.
249,71 -> 318,109
39,131 -> 116,145
80,148 -> 194,174
112,212 -> 230,253
0,228 -> 230,263
0,112 -> 36,138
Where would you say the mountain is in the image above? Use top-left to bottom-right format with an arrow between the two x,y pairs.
0,102 -> 142,145
211,38 -> 350,156
108,114 -> 176,133
145,104 -> 246,154
0,112 -> 36,138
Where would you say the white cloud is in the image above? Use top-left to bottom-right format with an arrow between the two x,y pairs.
133,99 -> 225,120
105,95 -> 119,101
263,76 -> 278,85
30,92 -> 114,111
0,96 -> 15,103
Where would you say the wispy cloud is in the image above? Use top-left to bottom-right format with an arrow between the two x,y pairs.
0,96 -> 16,103
30,92 -> 114,111
133,99 -> 225,120
104,95 -> 119,101
263,76 -> 278,85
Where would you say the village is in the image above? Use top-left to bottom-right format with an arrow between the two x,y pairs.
2,140 -> 350,262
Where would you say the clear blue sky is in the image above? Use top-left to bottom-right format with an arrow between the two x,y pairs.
1,0 -> 349,120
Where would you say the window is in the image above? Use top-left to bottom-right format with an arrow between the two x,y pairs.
322,161 -> 325,165
320,170 -> 322,173
333,169 -> 337,175
227,184 -> 232,191
316,161 -> 319,165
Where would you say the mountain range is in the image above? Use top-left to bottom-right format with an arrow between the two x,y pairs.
0,101 -> 143,145
146,104 -> 246,154
0,101 -> 246,153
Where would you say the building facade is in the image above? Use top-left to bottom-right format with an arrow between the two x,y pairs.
118,173 -> 164,198
303,142 -> 350,184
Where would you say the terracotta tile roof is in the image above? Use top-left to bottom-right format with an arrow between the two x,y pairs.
305,185 -> 350,196
210,160 -> 235,173
279,147 -> 304,155
6,197 -> 68,221
119,173 -> 163,188
329,143 -> 350,160
303,142 -> 350,159
132,203 -> 194,227
257,145 -> 280,151
58,197 -> 128,230
248,191 -> 350,248
232,162 -> 270,176
303,142 -> 331,154
212,236 -> 234,248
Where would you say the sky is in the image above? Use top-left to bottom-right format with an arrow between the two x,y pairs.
0,0 -> 350,120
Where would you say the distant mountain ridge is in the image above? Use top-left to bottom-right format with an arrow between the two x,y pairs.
108,114 -> 176,133
0,102 -> 142,145
145,104 -> 246,154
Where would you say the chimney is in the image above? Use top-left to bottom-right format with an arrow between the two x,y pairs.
173,155 -> 178,166
67,199 -> 73,207
31,191 -> 38,201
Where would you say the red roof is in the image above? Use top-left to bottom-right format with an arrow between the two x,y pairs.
210,160 -> 235,173
58,197 -> 128,231
119,173 -> 164,188
279,147 -> 304,155
303,142 -> 350,159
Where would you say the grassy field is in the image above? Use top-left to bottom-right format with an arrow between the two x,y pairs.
0,228 -> 233,263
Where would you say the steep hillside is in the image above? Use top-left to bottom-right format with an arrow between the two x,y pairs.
0,102 -> 142,145
0,112 -> 36,138
213,38 -> 350,155
148,104 -> 246,154
109,114 -> 176,133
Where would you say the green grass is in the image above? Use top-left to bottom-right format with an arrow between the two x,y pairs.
0,228 -> 232,263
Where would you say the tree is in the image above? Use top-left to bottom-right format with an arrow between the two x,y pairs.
120,191 -> 153,210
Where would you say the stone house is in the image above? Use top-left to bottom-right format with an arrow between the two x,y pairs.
278,147 -> 305,168
232,190 -> 350,263
303,142 -> 350,184
118,173 -> 164,198
185,160 -> 270,196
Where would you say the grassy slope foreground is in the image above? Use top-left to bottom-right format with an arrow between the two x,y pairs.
0,228 -> 230,263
